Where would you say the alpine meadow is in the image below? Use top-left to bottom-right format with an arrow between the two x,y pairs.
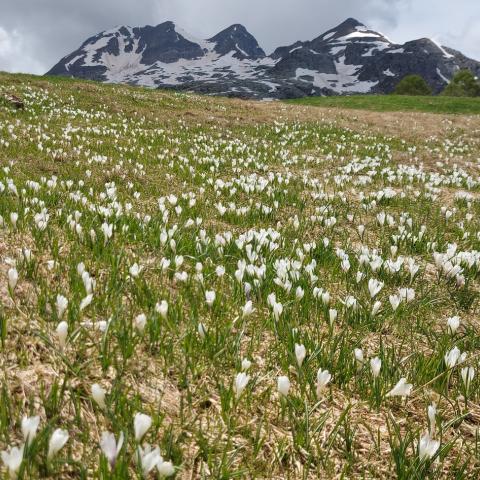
1,69 -> 480,478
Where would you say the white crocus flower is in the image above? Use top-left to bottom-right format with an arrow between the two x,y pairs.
389,295 -> 401,311
91,383 -> 107,409
295,286 -> 304,300
370,357 -> 381,378
234,372 -> 250,399
100,431 -> 124,468
157,457 -> 175,477
10,212 -> 18,228
56,321 -> 68,349
137,444 -> 162,475
134,413 -> 152,442
48,429 -> 69,459
295,343 -> 306,367
368,278 -> 383,298
79,294 -> 93,311
387,378 -> 413,397
316,369 -> 331,398
447,316 -> 460,334
461,366 -> 475,392
272,302 -> 283,320
129,263 -> 142,278
56,294 -> 68,319
371,301 -> 382,316
134,313 -> 147,332
241,358 -> 252,371
329,309 -> 337,325
398,288 -> 415,303
1,444 -> 24,479
419,433 -> 440,461
22,416 -> 40,445
277,376 -> 291,397
354,348 -> 364,365
7,267 -> 18,291
197,323 -> 207,339
444,346 -> 461,369
205,290 -> 216,307
155,300 -> 168,319
242,300 -> 254,318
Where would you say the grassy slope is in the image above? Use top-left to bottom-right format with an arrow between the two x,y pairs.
0,72 -> 480,478
286,94 -> 480,114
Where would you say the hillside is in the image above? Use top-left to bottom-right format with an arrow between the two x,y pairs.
286,94 -> 480,114
47,18 -> 480,99
1,73 -> 480,478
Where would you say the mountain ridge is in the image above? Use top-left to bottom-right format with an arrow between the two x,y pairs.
47,18 -> 480,99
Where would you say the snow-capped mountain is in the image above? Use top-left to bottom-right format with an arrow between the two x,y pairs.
47,18 -> 480,99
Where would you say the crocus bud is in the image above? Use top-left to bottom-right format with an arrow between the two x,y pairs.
134,413 -> 152,442
316,369 -> 331,398
10,212 -> 18,228
56,321 -> 68,349
461,366 -> 475,392
242,301 -> 254,318
205,290 -> 215,307
91,383 -> 106,409
329,309 -> 337,325
48,429 -> 69,459
157,458 -> 175,477
7,267 -> 18,291
295,286 -> 304,300
234,372 -> 250,399
371,301 -> 382,316
295,343 -> 306,367
277,376 -> 291,397
419,433 -> 440,461
241,358 -> 251,371
354,348 -> 364,365
134,313 -> 147,332
22,415 -> 40,445
79,294 -> 93,312
387,378 -> 413,397
56,294 -> 68,319
197,323 -> 207,339
370,357 -> 381,378
155,300 -> 168,319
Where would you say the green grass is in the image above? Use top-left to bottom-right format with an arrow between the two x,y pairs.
286,94 -> 480,115
0,72 -> 480,479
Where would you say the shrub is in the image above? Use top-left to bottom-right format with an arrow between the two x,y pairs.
442,70 -> 480,97
394,75 -> 432,96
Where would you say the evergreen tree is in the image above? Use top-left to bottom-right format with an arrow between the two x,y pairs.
442,70 -> 480,97
394,75 -> 432,96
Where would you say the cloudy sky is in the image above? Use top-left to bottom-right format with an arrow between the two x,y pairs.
1,0 -> 479,74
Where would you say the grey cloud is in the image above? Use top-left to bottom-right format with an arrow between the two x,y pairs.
0,0 -> 478,74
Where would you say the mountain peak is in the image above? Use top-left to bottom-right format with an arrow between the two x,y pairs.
220,24 -> 248,34
335,18 -> 367,32
310,17 -> 370,44
209,24 -> 265,59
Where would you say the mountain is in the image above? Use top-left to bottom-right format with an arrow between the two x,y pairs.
47,18 -> 480,99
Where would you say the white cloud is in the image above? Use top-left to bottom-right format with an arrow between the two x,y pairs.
0,0 -> 478,75
0,26 -> 45,74
387,0 -> 480,60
